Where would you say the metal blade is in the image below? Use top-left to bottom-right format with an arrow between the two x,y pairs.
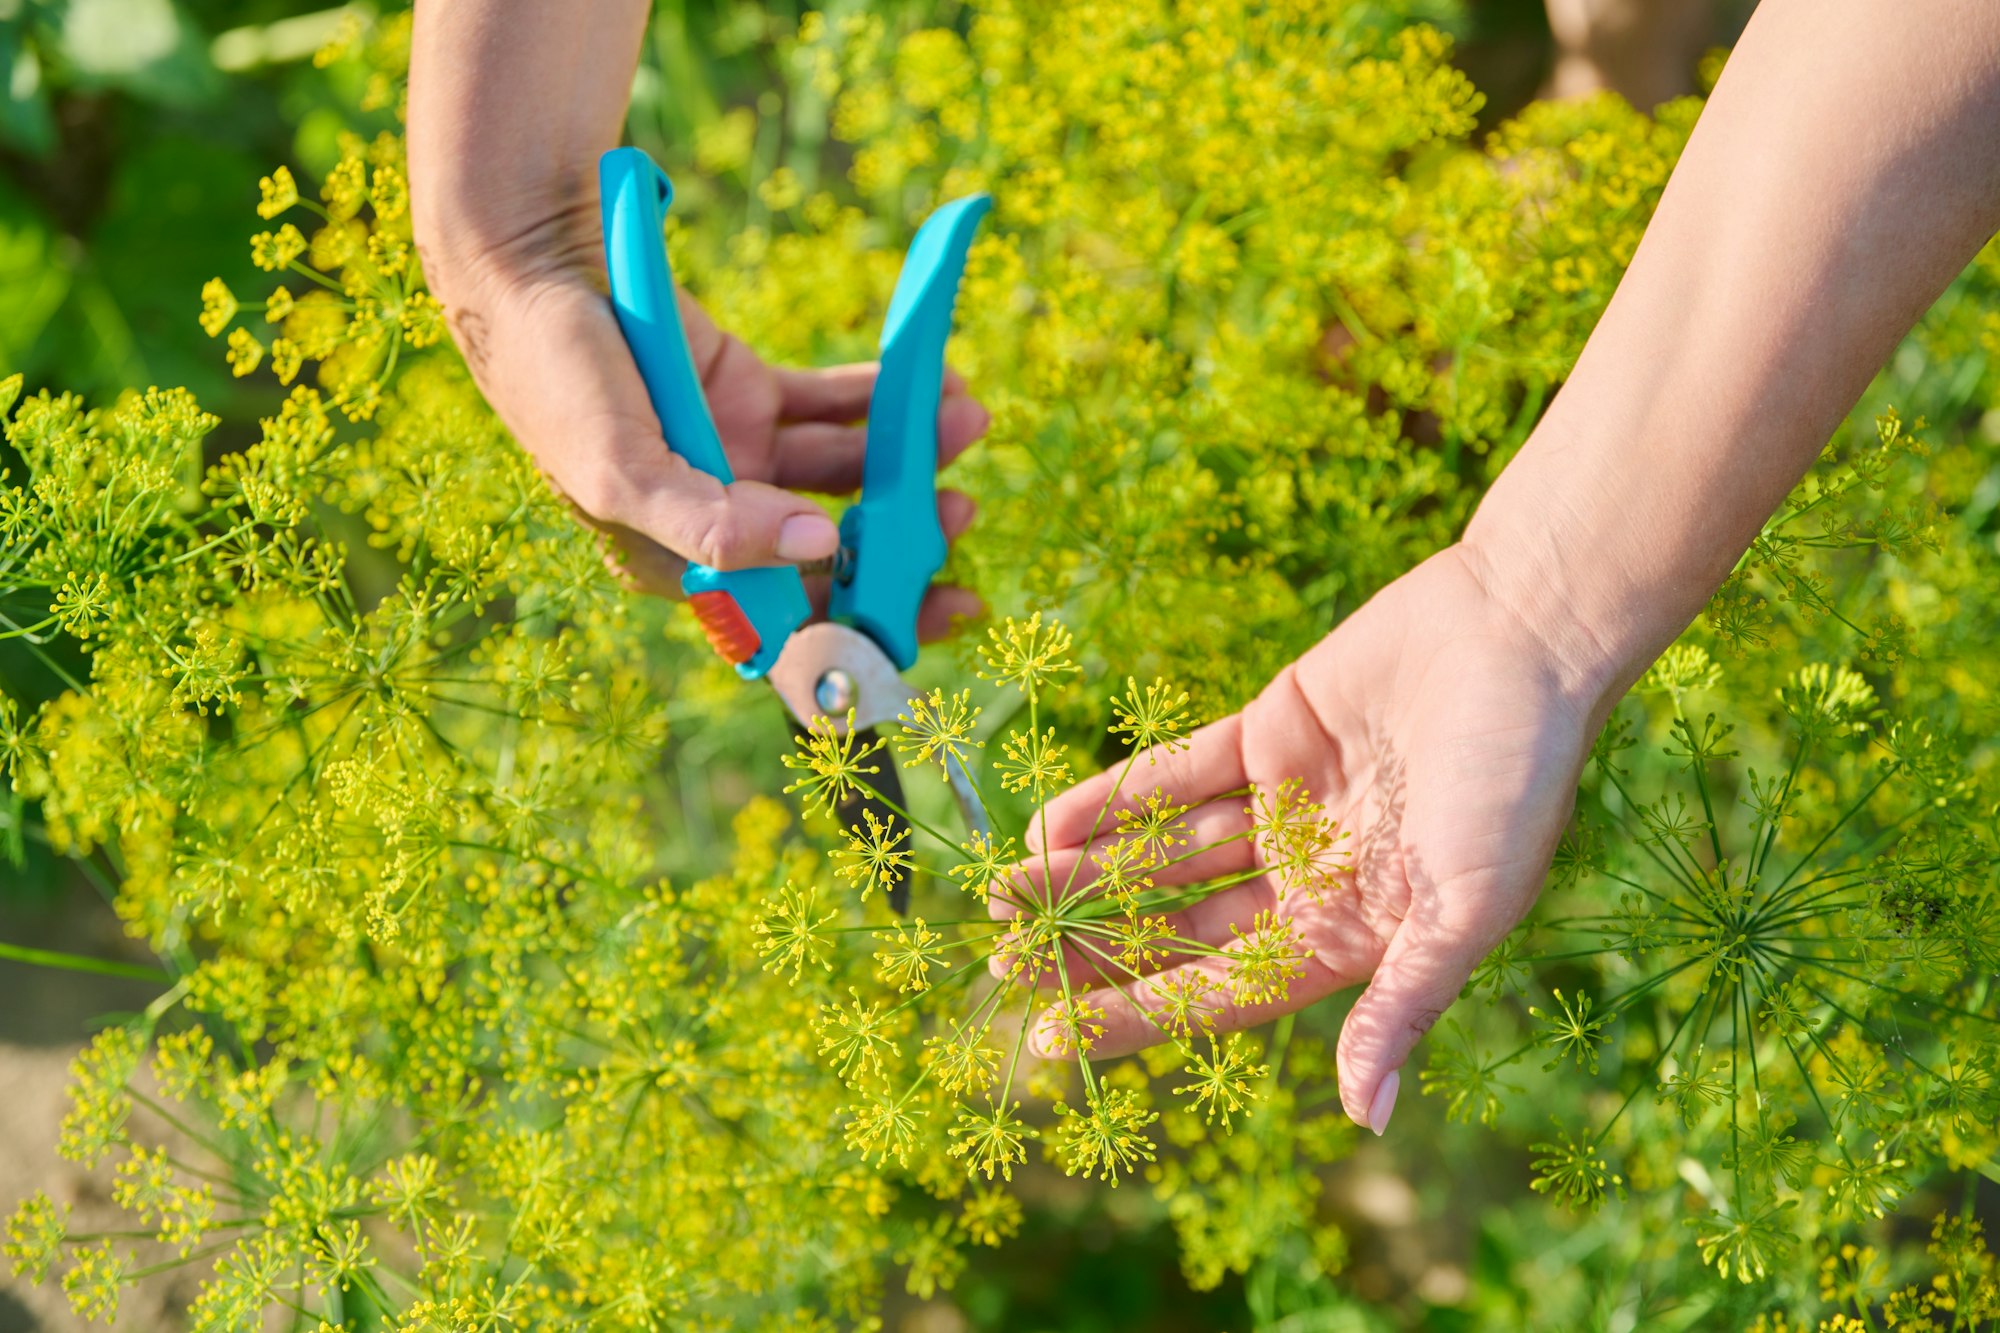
945,751 -> 990,842
771,622 -> 991,913
768,622 -> 911,732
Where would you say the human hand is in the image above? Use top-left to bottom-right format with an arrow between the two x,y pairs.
1005,545 -> 1616,1133
418,216 -> 988,626
408,1 -> 987,628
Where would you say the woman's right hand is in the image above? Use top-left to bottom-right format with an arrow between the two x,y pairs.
407,0 -> 988,627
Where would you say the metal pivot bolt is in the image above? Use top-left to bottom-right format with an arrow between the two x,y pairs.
814,668 -> 856,715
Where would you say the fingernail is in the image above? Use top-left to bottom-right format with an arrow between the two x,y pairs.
775,513 -> 838,562
1367,1069 -> 1400,1136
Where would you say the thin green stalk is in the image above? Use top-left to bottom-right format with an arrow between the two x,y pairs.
0,939 -> 170,983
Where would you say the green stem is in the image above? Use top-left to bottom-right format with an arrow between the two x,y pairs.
0,939 -> 170,983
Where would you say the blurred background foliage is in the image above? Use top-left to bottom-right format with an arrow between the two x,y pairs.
0,1 -> 404,413
1,1 -> 1994,1331
0,0 -> 1601,436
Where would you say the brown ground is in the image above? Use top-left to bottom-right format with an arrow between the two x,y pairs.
0,889 -> 193,1332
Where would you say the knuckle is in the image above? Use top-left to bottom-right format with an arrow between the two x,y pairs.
682,504 -> 755,570
559,465 -> 634,528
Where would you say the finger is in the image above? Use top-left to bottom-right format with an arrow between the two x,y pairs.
1030,715 -> 1248,854
1040,914 -> 1348,1060
991,795 -> 1258,995
937,488 -> 977,540
610,451 -> 841,570
774,363 -> 877,422
770,422 -> 866,493
594,521 -> 684,599
771,393 -> 989,493
936,393 -> 990,466
918,586 -> 983,642
773,362 -> 972,422
1334,901 -> 1489,1136
996,797 -> 1256,918
799,490 -> 982,626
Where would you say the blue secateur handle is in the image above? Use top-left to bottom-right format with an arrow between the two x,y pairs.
599,147 -> 991,678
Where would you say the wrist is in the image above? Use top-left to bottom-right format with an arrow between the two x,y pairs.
414,177 -> 599,313
1457,426 -> 1695,722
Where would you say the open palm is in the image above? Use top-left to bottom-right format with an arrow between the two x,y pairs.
1011,545 -> 1607,1132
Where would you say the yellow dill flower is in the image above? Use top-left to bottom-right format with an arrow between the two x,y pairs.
1780,662 -> 1878,737
948,1102 -> 1033,1181
1107,910 -> 1175,972
1053,1087 -> 1158,1185
306,1218 -> 374,1287
959,1188 -> 1023,1247
322,154 -> 368,221
1116,789 -> 1190,861
256,165 -> 299,219
2,1192 -> 69,1283
60,1238 -> 124,1323
1088,835 -> 1156,909
948,829 -> 1020,904
1248,778 -> 1347,902
369,164 -> 409,220
368,1153 -> 452,1236
1173,1034 -> 1268,1129
835,808 -> 913,901
198,278 -> 237,337
1039,995 -> 1106,1056
269,338 -> 304,385
815,988 -> 898,1085
51,571 -> 116,640
753,882 -> 837,981
995,725 -> 1070,796
1226,909 -> 1309,1006
978,611 -> 1079,696
263,285 -> 295,323
225,327 -> 266,377
400,291 -> 447,348
894,686 -> 983,779
1530,987 -> 1613,1075
989,915 -> 1061,985
757,166 -> 803,212
924,1023 -> 1000,1096
872,917 -> 946,992
1150,970 -> 1222,1039
249,223 -> 307,271
843,1092 -> 924,1167
695,105 -> 758,175
781,709 -> 883,817
1110,675 -> 1194,754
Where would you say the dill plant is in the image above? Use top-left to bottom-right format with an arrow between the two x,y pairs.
1,1 -> 1997,1328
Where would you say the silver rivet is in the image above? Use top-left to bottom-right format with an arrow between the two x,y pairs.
814,668 -> 856,714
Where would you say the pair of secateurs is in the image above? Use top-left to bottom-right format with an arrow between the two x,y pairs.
598,147 -> 991,909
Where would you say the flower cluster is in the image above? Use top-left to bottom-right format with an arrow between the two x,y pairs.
774,618 -> 1347,1209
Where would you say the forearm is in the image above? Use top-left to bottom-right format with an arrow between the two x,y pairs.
1465,0 -> 2000,705
408,0 -> 649,294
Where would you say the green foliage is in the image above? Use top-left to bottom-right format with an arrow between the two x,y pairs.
2,0 -> 1999,1329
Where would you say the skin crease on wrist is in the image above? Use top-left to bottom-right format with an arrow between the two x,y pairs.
1468,0 -> 2000,707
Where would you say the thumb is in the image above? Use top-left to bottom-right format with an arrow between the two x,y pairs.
1335,903 -> 1488,1136
604,446 -> 842,573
